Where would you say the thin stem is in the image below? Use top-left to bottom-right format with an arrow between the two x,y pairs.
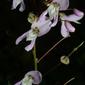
64,77 -> 75,85
43,63 -> 61,77
67,41 -> 84,57
33,44 -> 38,70
38,37 -> 67,63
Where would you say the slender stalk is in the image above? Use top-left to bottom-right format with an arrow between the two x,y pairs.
67,41 -> 84,57
38,37 -> 67,63
64,77 -> 75,85
33,44 -> 38,70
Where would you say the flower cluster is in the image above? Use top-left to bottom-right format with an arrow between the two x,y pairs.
11,0 -> 84,85
14,0 -> 84,52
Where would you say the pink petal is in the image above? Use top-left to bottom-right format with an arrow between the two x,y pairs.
25,71 -> 42,84
62,9 -> 84,22
16,31 -> 29,45
38,20 -> 52,36
31,11 -> 52,37
61,21 -> 70,37
25,39 -> 36,52
53,0 -> 69,10
65,21 -> 75,32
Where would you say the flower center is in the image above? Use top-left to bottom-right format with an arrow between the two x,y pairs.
32,27 -> 40,35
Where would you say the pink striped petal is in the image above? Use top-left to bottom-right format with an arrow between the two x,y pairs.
16,31 -> 29,45
61,21 -> 70,37
61,9 -> 84,22
25,39 -> 36,52
53,0 -> 69,10
65,21 -> 75,32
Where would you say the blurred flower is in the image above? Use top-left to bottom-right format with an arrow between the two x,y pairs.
16,11 -> 53,52
60,56 -> 70,65
60,9 -> 84,37
12,0 -> 25,12
45,0 -> 69,27
15,71 -> 42,85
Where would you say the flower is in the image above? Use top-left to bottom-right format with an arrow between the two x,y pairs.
15,71 -> 42,85
60,9 -> 84,37
52,0 -> 69,10
11,0 -> 25,12
16,11 -> 53,52
45,0 -> 69,27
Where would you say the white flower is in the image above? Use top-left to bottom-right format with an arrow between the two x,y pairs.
12,0 -> 25,12
60,9 -> 84,37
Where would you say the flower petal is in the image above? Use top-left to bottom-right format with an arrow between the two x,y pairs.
16,31 -> 29,45
25,71 -> 42,84
26,29 -> 38,41
47,3 -> 59,27
61,21 -> 70,37
53,0 -> 69,10
19,0 -> 25,12
25,39 -> 36,52
61,9 -> 84,23
38,21 -> 52,36
31,11 -> 52,37
65,22 -> 75,32
22,76 -> 33,85
12,0 -> 22,10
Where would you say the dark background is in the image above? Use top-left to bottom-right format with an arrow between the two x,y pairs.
0,0 -> 85,85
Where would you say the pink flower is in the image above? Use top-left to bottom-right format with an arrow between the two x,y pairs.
46,0 -> 69,27
12,0 -> 25,12
60,9 -> 84,37
15,71 -> 42,85
16,11 -> 53,52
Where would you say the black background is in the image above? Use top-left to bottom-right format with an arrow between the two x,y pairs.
0,0 -> 85,85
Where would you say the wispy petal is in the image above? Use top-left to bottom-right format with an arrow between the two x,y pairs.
53,0 -> 69,10
61,21 -> 70,37
65,21 -> 75,32
61,9 -> 84,23
16,31 -> 29,45
25,71 -> 42,84
25,39 -> 36,52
